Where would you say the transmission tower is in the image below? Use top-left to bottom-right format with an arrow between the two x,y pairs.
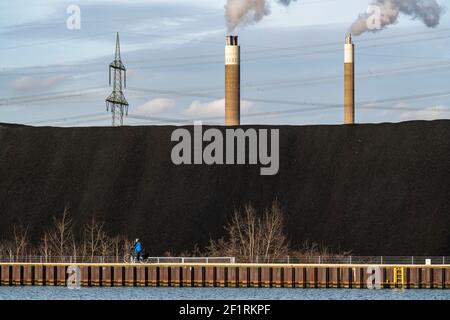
106,32 -> 128,126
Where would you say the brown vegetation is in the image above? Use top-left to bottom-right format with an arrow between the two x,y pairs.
0,207 -> 131,262
0,201 -> 348,262
207,200 -> 349,262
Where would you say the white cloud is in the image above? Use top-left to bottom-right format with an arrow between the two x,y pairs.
135,98 -> 176,115
399,104 -> 450,121
185,99 -> 254,118
11,75 -> 67,91
126,69 -> 138,78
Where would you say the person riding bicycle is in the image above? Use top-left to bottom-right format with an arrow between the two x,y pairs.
133,238 -> 143,262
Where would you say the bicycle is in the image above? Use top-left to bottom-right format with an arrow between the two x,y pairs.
123,252 -> 144,263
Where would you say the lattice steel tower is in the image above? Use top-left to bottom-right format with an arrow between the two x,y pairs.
106,32 -> 128,126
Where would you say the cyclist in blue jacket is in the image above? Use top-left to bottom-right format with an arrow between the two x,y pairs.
134,238 -> 143,262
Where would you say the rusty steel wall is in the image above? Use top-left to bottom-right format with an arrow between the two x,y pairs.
0,264 -> 449,289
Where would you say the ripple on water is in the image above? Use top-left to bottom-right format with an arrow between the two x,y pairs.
0,287 -> 449,300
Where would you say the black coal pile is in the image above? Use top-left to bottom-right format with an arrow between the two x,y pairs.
0,120 -> 449,255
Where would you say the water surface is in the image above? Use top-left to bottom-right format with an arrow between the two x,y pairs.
0,287 -> 448,300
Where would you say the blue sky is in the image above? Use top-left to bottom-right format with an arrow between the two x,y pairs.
0,0 -> 450,126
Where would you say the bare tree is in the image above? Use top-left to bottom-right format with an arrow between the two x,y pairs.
110,235 -> 125,262
179,243 -> 204,257
1,210 -> 139,262
46,206 -> 75,259
12,224 -> 29,257
82,217 -> 107,260
100,236 -> 113,258
0,240 -> 14,261
292,240 -> 352,259
261,201 -> 288,261
208,200 -> 289,262
80,219 -> 129,262
116,235 -> 133,262
40,233 -> 50,261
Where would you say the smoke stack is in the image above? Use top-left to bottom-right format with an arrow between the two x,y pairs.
225,35 -> 240,126
344,33 -> 355,125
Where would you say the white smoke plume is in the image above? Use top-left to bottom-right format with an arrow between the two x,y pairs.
351,0 -> 444,36
225,0 -> 298,32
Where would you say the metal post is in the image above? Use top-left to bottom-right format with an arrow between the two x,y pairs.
287,256 -> 290,264
412,256 -> 414,265
349,256 -> 352,264
319,256 -> 321,264
381,256 -> 383,265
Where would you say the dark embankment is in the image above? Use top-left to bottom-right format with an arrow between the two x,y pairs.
0,120 -> 449,255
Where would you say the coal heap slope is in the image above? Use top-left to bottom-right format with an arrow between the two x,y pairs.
0,120 -> 449,255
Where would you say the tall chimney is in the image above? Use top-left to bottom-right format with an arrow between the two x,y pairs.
225,35 -> 240,126
344,33 -> 355,125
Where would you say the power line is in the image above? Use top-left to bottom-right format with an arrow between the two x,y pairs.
4,55 -> 450,108
127,114 -> 195,125
2,55 -> 450,109
0,87 -> 106,106
26,112 -> 107,125
118,32 -> 450,72
2,26 -> 450,77
52,115 -> 112,127
22,88 -> 450,127
0,32 -> 113,51
125,27 -> 450,64
2,12 -> 215,33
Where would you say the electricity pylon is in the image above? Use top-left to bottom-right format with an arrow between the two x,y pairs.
106,32 -> 128,126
